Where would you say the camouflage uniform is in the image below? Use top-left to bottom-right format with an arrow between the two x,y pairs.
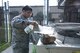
11,15 -> 30,53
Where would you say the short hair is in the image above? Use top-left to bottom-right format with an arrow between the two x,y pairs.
22,5 -> 32,11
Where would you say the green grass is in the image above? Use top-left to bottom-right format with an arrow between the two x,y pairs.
0,42 -> 10,52
0,18 -> 11,52
0,24 -> 11,52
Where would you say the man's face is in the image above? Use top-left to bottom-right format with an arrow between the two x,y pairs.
23,10 -> 32,18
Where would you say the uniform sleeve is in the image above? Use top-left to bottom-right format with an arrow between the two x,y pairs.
11,17 -> 29,29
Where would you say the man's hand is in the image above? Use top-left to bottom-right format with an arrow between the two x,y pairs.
30,21 -> 38,26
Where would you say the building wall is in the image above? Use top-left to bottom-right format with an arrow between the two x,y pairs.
9,6 -> 64,23
58,0 -> 80,22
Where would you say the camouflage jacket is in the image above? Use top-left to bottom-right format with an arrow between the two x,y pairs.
11,15 -> 30,48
